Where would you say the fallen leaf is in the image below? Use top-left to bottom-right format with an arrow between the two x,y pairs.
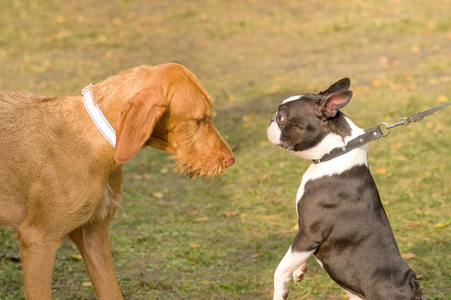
433,222 -> 449,229
71,254 -> 83,261
56,30 -> 71,40
251,253 -> 262,258
343,293 -> 350,299
81,281 -> 92,287
152,192 -> 164,199
194,216 -> 209,222
379,56 -> 389,67
201,280 -> 214,285
413,207 -> 421,214
112,18 -> 123,26
401,253 -> 416,259
390,142 -> 403,150
411,45 -> 420,53
401,221 -> 422,230
223,211 -> 237,218
160,168 -> 169,174
372,80 -> 383,87
437,95 -> 448,103
261,215 -> 276,220
189,242 -> 200,248
250,228 -> 259,233
105,50 -> 114,58
376,168 -> 388,174
55,16 -> 66,24
434,124 -> 443,131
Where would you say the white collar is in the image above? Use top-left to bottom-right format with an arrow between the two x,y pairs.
82,83 -> 116,148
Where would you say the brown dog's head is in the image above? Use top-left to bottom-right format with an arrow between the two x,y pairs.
111,63 -> 234,178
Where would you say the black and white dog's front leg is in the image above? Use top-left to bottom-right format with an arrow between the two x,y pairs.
273,244 -> 315,300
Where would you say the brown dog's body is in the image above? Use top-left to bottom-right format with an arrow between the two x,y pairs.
0,63 -> 234,299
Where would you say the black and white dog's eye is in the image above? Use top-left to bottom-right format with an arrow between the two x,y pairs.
277,112 -> 287,124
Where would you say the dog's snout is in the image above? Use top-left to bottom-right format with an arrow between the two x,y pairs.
223,157 -> 235,168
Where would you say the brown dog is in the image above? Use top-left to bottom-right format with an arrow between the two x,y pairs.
0,63 -> 234,299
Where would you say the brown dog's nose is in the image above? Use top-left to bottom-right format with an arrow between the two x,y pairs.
223,157 -> 235,168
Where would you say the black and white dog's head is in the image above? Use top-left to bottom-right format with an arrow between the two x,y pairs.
267,78 -> 357,160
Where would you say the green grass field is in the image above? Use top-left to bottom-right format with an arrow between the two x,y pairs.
0,0 -> 450,299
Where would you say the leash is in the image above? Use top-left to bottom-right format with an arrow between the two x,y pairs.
313,102 -> 451,164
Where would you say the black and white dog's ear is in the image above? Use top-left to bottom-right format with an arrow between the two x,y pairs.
319,78 -> 351,95
320,90 -> 353,118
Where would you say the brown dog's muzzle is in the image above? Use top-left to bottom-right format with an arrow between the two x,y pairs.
224,157 -> 235,168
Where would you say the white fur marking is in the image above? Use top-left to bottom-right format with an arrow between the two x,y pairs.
282,95 -> 303,104
295,117 -> 368,212
267,119 -> 282,145
273,247 -> 315,300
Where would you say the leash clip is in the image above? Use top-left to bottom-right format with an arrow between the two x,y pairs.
379,117 -> 412,138
376,123 -> 391,138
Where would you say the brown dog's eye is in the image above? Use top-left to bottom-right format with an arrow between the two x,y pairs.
195,117 -> 206,125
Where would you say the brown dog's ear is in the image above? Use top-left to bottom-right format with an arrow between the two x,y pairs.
115,88 -> 167,163
321,90 -> 353,118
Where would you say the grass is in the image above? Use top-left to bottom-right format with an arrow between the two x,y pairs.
0,0 -> 450,299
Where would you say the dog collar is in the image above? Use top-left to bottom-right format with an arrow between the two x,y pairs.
313,102 -> 451,164
82,83 -> 116,148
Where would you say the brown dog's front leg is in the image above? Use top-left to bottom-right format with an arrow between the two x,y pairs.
69,215 -> 123,300
17,224 -> 61,300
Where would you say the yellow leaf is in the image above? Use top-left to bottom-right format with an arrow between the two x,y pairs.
71,254 -> 83,261
152,192 -> 164,199
401,253 -> 416,259
112,18 -> 123,26
201,280 -> 214,285
55,16 -> 66,24
372,80 -> 383,88
413,207 -> 421,214
160,168 -> 169,174
411,45 -> 420,53
437,95 -> 448,103
433,222 -> 449,228
261,215 -> 276,220
434,124 -> 443,131
376,168 -> 388,174
81,281 -> 92,287
189,242 -> 200,248
194,216 -> 209,222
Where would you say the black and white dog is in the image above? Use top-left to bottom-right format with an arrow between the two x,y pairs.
267,78 -> 426,300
